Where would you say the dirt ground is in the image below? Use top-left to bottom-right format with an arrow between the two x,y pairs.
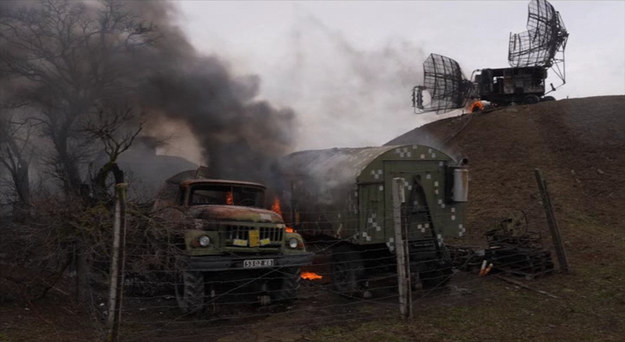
1,95 -> 624,341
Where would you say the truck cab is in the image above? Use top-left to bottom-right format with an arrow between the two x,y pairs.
153,170 -> 312,313
473,66 -> 547,106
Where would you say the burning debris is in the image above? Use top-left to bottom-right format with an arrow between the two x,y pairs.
301,272 -> 323,280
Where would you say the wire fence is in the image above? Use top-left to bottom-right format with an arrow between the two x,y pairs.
0,203 -> 560,341
106,207 -> 557,341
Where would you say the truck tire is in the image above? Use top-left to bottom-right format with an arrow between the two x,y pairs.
541,96 -> 556,102
175,271 -> 205,313
331,245 -> 365,295
523,94 -> 540,104
272,267 -> 301,302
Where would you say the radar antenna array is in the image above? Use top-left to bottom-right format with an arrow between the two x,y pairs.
412,53 -> 473,114
508,0 -> 568,89
412,0 -> 569,115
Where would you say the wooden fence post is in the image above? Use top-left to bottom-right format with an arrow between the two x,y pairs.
107,182 -> 128,341
392,178 -> 412,318
534,169 -> 569,273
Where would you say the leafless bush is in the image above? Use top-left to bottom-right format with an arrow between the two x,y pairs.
0,193 -> 183,306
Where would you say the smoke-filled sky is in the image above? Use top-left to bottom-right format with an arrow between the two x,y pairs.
0,0 -> 297,184
174,1 -> 625,152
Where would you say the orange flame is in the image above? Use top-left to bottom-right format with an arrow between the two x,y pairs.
470,100 -> 484,112
301,272 -> 323,280
226,191 -> 234,205
272,197 -> 295,232
271,196 -> 282,217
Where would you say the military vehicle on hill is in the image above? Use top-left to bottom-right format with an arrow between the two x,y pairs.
413,0 -> 568,113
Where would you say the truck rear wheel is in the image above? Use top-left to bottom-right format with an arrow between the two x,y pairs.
331,246 -> 365,295
175,271 -> 205,313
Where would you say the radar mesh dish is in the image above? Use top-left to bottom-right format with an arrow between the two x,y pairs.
508,0 -> 568,68
422,53 -> 469,113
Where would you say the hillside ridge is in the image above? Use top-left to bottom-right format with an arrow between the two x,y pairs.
388,95 -> 625,243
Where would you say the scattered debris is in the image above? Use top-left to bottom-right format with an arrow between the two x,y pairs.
451,212 -> 555,280
483,214 -> 555,279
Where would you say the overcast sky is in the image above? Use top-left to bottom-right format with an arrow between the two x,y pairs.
173,1 -> 625,151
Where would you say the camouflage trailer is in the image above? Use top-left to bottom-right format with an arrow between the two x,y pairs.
278,144 -> 468,295
153,169 -> 313,313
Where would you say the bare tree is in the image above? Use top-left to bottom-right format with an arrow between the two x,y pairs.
0,0 -> 155,197
85,104 -> 143,201
0,0 -> 159,306
0,114 -> 33,216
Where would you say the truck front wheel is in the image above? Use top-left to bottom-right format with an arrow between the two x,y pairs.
175,271 -> 205,313
272,267 -> 301,302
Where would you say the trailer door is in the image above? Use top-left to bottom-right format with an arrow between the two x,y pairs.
358,182 -> 385,244
385,161 -> 441,242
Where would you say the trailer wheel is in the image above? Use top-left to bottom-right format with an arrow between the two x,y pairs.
331,246 -> 365,295
272,267 -> 301,303
175,271 -> 205,313
420,262 -> 452,289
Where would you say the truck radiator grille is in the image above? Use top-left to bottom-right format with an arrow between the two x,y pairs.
223,225 -> 283,247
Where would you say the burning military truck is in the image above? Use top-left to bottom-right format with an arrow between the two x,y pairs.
277,145 -> 468,295
152,169 -> 312,313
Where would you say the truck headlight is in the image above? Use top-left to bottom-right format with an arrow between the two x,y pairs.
198,235 -> 211,247
288,237 -> 299,249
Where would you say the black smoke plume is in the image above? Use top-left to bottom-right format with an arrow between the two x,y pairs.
125,1 -> 296,183
0,0 -> 296,189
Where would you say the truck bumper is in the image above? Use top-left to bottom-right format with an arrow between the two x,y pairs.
187,252 -> 314,272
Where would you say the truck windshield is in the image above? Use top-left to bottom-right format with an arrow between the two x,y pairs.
189,184 -> 264,207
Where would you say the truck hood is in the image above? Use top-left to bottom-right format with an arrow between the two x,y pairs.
188,205 -> 284,224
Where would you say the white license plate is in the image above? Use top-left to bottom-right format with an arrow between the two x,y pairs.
243,259 -> 274,269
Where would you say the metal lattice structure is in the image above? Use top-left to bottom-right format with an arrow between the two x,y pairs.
508,0 -> 568,83
413,53 -> 472,114
413,0 -> 569,114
